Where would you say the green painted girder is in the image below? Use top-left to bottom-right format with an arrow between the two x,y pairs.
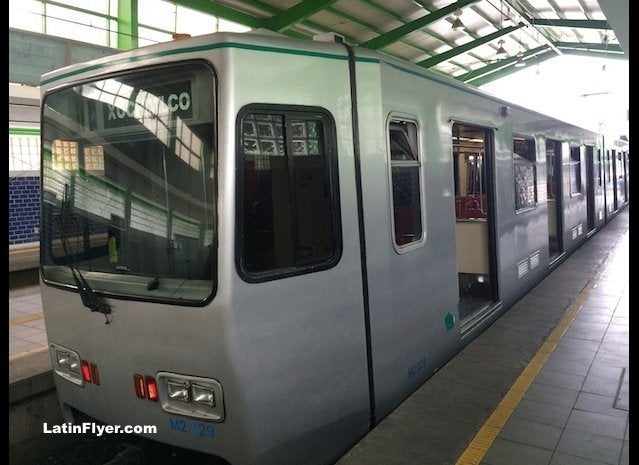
555,41 -> 623,53
169,0 -> 473,72
561,49 -> 627,60
545,0 -> 584,42
457,45 -> 550,83
262,0 -> 338,33
470,50 -> 557,86
502,0 -> 562,52
359,0 -> 480,50
417,23 -> 524,68
232,0 -> 364,42
528,18 -> 610,29
171,0 -> 456,70
356,0 -> 475,72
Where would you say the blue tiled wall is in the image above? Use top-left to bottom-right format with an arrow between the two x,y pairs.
9,176 -> 40,245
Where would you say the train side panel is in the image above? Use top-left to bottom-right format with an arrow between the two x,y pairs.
217,42 -> 372,465
355,58 -> 462,421
559,142 -> 589,251
590,143 -> 608,232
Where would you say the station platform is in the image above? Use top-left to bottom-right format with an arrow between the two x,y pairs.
9,208 -> 629,465
337,207 -> 629,465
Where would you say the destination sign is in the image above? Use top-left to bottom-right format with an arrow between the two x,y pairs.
102,80 -> 193,129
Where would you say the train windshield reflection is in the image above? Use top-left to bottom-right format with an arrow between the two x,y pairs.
40,63 -> 217,304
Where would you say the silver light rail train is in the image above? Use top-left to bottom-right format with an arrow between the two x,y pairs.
39,30 -> 629,465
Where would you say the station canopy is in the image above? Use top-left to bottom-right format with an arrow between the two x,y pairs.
168,0 -> 628,85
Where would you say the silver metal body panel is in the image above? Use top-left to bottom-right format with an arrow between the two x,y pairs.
355,59 -> 462,419
42,34 -> 372,465
39,31 -> 627,465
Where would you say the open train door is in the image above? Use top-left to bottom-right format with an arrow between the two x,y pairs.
546,139 -> 564,261
452,122 -> 499,332
586,146 -> 596,233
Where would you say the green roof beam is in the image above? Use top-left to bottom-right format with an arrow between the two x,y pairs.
171,0 -> 308,38
458,46 -> 551,83
561,49 -> 627,60
359,0 -> 480,50
262,0 -> 338,33
502,0 -> 563,54
219,0 -> 355,40
240,0 -> 476,72
360,0 -> 479,50
555,41 -> 623,53
418,23 -> 524,68
470,51 -> 557,86
354,0 -> 475,71
545,0 -> 585,42
528,18 -> 610,29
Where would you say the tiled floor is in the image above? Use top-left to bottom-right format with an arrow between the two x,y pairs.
336,208 -> 629,465
481,231 -> 629,465
9,284 -> 48,359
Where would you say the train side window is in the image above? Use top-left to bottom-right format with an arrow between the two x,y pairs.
617,152 -> 624,180
597,149 -> 603,188
513,135 -> 537,212
237,107 -> 341,281
569,146 -> 582,195
388,119 -> 423,248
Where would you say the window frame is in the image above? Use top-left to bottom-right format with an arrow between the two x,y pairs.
596,148 -> 603,189
386,114 -> 425,252
235,104 -> 342,283
569,145 -> 583,196
512,134 -> 538,213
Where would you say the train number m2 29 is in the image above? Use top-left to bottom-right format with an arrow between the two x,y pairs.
169,417 -> 215,438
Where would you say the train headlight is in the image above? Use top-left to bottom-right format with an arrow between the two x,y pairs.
192,384 -> 216,408
56,350 -> 70,368
156,372 -> 225,422
167,381 -> 190,403
51,343 -> 83,386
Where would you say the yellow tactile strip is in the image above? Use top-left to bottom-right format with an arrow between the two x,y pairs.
455,262 -> 607,465
9,312 -> 44,326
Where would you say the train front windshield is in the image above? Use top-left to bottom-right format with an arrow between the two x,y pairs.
40,63 -> 216,304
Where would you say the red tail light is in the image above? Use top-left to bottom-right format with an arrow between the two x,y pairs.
145,376 -> 159,401
134,374 -> 158,401
134,374 -> 146,399
90,363 -> 100,386
81,361 -> 92,383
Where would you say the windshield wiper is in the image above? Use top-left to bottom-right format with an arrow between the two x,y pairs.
59,183 -> 111,323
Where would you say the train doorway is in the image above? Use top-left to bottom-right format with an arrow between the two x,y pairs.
586,146 -> 596,233
611,150 -> 619,211
452,123 -> 498,328
616,151 -> 627,206
546,140 -> 563,261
